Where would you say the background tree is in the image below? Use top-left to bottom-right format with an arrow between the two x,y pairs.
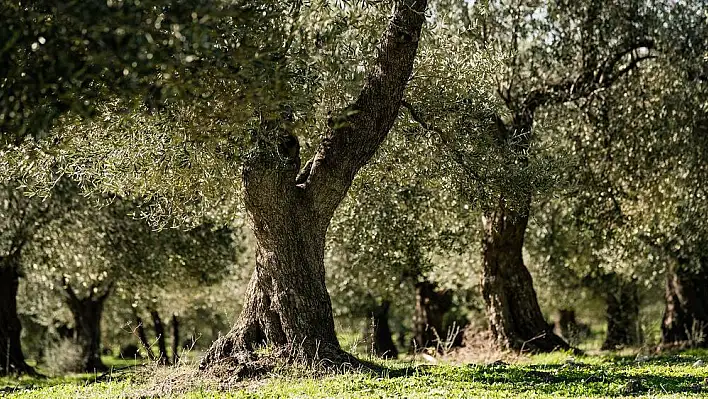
404,0 -> 662,352
23,197 -> 238,372
328,127 -> 477,355
0,179 -> 78,375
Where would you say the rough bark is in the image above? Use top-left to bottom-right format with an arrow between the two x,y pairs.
481,207 -> 572,353
171,314 -> 180,365
199,0 -> 427,374
412,281 -> 453,351
150,310 -> 169,365
0,256 -> 35,376
63,283 -> 110,372
371,300 -> 398,359
602,274 -> 642,350
662,258 -> 708,347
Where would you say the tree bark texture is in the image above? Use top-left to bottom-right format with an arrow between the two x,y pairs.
602,274 -> 642,350
481,207 -> 571,352
371,300 -> 398,359
150,310 -> 170,365
200,0 -> 427,371
412,281 -> 453,351
0,256 -> 35,376
63,284 -> 110,372
662,258 -> 708,347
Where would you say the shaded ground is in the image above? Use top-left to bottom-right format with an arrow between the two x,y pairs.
3,351 -> 708,398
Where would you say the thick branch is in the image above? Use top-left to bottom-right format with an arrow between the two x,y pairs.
303,0 -> 428,223
61,277 -> 80,304
524,39 -> 655,112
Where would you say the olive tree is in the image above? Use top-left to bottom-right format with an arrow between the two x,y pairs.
3,0 -> 434,373
404,0 -> 663,352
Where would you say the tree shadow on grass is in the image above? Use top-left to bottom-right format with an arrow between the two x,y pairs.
0,364 -> 143,395
375,359 -> 707,396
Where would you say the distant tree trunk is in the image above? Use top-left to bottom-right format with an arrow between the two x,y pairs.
662,257 -> 708,347
371,300 -> 398,359
199,0 -> 427,373
171,314 -> 179,365
0,255 -> 35,376
150,310 -> 169,365
602,274 -> 642,350
557,309 -> 580,341
412,281 -> 453,351
133,312 -> 156,361
481,206 -> 571,353
63,283 -> 111,372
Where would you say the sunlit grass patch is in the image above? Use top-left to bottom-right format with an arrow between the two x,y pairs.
3,350 -> 708,398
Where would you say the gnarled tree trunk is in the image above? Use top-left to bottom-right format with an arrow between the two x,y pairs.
662,257 -> 708,347
602,274 -> 642,350
199,0 -> 427,373
412,281 -> 453,351
0,255 -> 35,376
481,207 -> 571,352
63,283 -> 111,372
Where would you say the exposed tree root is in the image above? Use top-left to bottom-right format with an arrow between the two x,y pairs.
200,335 -> 375,383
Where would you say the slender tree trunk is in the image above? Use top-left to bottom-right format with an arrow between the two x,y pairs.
481,207 -> 571,352
412,281 -> 453,351
371,300 -> 398,359
171,314 -> 179,365
199,0 -> 427,373
662,257 -> 708,347
62,282 -> 112,373
602,274 -> 642,350
134,313 -> 156,361
0,256 -> 35,376
150,310 -> 169,365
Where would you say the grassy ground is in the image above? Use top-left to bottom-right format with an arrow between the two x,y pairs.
2,351 -> 708,398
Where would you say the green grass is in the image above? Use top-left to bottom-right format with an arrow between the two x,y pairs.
3,351 -> 708,398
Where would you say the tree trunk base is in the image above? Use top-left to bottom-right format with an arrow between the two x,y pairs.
199,333 -> 368,380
